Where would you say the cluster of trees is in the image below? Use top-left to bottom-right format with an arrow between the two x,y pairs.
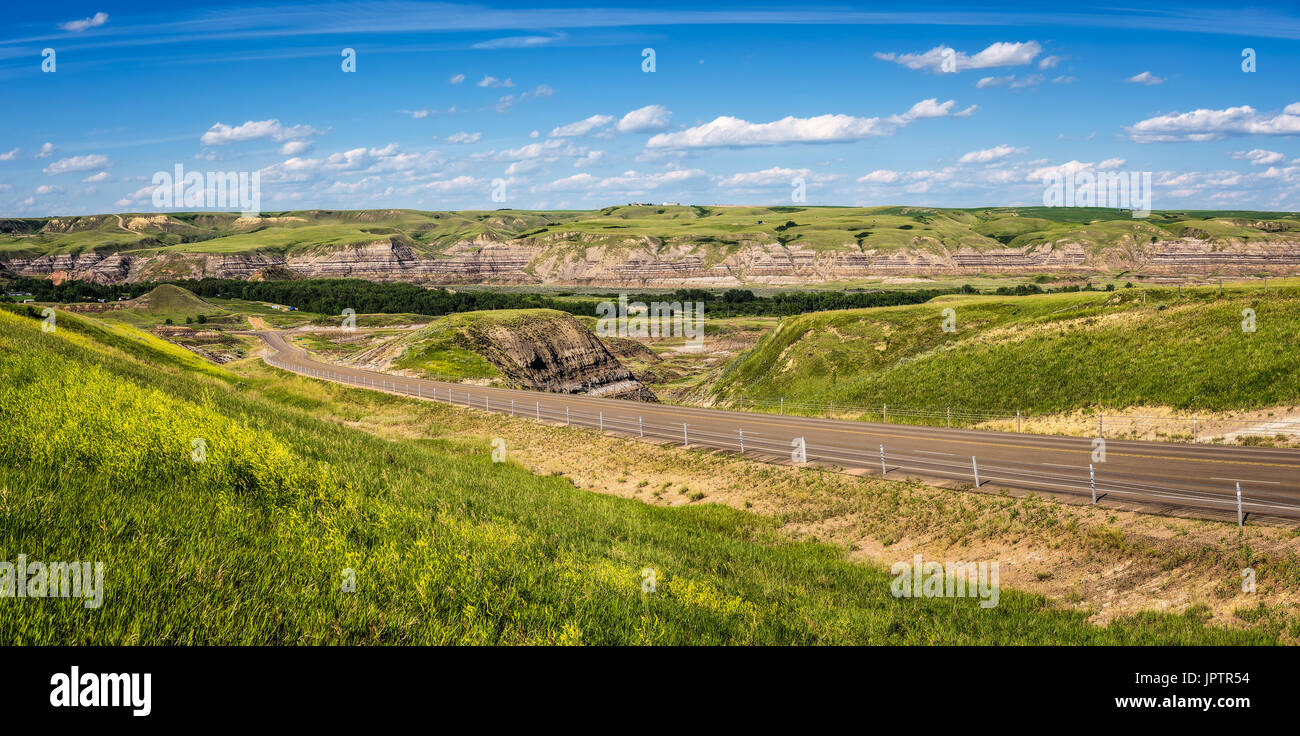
2,276 -> 956,318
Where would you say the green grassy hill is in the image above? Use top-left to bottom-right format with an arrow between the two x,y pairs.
0,304 -> 1273,643
4,205 -> 1299,264
707,281 -> 1300,415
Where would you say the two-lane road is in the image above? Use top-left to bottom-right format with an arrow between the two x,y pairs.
256,330 -> 1300,523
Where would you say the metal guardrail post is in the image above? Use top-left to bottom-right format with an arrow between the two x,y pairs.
1237,482 -> 1243,527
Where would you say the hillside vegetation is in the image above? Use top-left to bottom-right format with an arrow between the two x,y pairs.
4,205 -> 1299,260
708,281 -> 1300,415
0,305 -> 1273,643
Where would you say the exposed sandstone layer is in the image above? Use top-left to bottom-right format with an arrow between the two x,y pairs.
7,234 -> 1300,287
452,312 -> 658,401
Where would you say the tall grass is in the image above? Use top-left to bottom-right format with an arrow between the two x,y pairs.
0,307 -> 1274,644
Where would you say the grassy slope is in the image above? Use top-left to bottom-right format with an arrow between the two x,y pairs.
6,206 -> 1300,264
709,282 -> 1300,414
0,305 -> 1273,644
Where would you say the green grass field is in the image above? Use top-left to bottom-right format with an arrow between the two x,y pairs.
0,304 -> 1277,643
708,281 -> 1300,415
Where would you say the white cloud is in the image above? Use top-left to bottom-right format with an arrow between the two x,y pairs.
448,73 -> 466,85
35,143 -> 55,159
857,170 -> 901,184
958,144 -> 1027,163
719,166 -> 831,187
1127,71 -> 1165,85
550,114 -> 614,137
574,150 -> 606,168
43,154 -> 110,175
444,131 -> 482,144
616,105 -> 671,133
976,74 -> 1042,89
1233,149 -> 1286,165
421,176 -> 480,193
116,184 -> 159,208
477,75 -> 515,88
279,140 -> 314,155
0,148 -> 16,161
529,130 -> 540,139
646,99 -> 961,149
59,12 -> 108,32
543,168 -> 707,193
1038,55 -> 1061,70
875,41 -> 1042,73
34,184 -> 62,195
201,119 -> 321,146
1128,104 -> 1300,142
82,171 -> 110,183
472,35 -> 562,50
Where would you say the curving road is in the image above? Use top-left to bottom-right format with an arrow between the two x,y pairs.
255,330 -> 1300,523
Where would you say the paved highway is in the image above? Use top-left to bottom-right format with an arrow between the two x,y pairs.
255,330 -> 1300,523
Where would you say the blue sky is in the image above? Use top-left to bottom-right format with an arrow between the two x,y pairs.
2,1 -> 1299,215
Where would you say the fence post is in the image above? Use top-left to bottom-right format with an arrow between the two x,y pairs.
739,428 -> 744,453
683,424 -> 689,448
883,404 -> 888,423
639,416 -> 643,437
1090,464 -> 1096,504
780,397 -> 784,415
1193,415 -> 1198,443
880,445 -> 886,476
486,396 -> 489,413
947,406 -> 951,428
829,401 -> 833,419
511,399 -> 515,416
1017,410 -> 1021,433
1237,482 -> 1243,527
417,384 -> 421,399
566,407 -> 570,426
1098,415 -> 1103,438
599,412 -> 603,432
972,456 -> 980,487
